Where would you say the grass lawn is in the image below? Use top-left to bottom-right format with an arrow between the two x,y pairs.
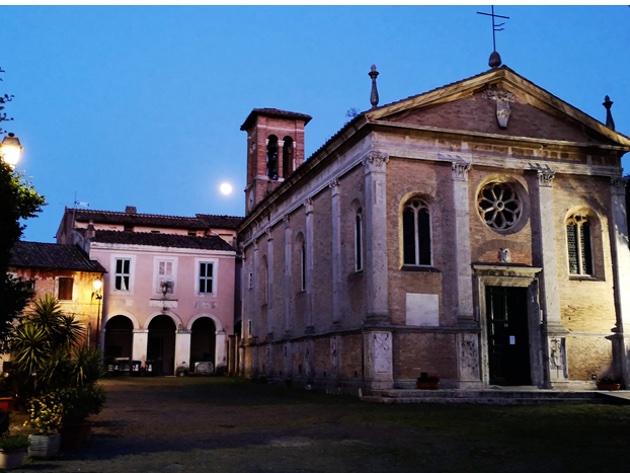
96,377 -> 630,472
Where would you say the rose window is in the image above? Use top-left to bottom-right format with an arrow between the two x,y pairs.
477,182 -> 522,231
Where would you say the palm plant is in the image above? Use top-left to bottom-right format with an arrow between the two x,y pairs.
10,295 -> 105,411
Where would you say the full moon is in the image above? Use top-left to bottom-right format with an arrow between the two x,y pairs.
219,182 -> 233,195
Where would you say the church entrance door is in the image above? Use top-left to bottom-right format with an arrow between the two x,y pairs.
486,286 -> 531,386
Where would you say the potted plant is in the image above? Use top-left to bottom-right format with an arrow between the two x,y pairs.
59,384 -> 106,449
596,376 -> 622,391
0,434 -> 29,469
416,372 -> 440,390
23,390 -> 64,459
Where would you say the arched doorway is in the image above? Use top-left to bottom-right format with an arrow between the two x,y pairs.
190,317 -> 216,372
147,314 -> 176,376
104,315 -> 134,372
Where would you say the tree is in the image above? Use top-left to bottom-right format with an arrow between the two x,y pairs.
0,67 -> 45,350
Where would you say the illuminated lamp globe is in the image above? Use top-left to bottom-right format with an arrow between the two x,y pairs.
93,279 -> 103,292
0,133 -> 23,168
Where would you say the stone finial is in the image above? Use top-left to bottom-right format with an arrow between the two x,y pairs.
603,95 -> 615,131
369,65 -> 379,109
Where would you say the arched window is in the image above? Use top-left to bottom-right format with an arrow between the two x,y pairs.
566,213 -> 593,275
300,241 -> 306,292
355,208 -> 363,272
282,136 -> 294,179
267,135 -> 279,180
402,198 -> 431,266
261,255 -> 268,304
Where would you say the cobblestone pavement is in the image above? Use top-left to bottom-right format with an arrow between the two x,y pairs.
13,377 -> 422,473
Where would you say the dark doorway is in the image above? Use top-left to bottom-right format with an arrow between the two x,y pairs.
190,317 -> 216,371
148,315 -> 176,376
486,286 -> 531,386
104,315 -> 133,370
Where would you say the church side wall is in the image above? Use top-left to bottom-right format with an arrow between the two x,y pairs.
552,173 -> 617,380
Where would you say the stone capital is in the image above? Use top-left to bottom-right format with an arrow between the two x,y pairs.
452,161 -> 471,181
363,152 -> 389,173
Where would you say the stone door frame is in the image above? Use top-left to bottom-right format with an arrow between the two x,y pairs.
473,264 -> 545,387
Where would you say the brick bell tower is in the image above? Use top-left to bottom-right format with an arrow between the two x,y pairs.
240,108 -> 311,214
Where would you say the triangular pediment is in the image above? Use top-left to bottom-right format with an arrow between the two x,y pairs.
365,67 -> 630,148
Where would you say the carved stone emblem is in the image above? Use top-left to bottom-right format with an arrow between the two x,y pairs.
499,248 -> 512,263
482,87 -> 515,128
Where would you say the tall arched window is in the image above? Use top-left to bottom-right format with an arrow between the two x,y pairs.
282,136 -> 294,179
566,213 -> 593,275
267,135 -> 279,180
300,241 -> 306,292
355,208 -> 363,272
261,256 -> 269,304
402,198 -> 431,266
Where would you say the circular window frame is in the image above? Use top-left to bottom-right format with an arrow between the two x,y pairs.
476,178 -> 528,234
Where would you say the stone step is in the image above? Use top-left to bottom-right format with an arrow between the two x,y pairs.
361,388 -> 609,405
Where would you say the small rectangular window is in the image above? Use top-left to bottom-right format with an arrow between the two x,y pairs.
115,258 -> 131,291
199,262 -> 214,294
58,277 -> 73,300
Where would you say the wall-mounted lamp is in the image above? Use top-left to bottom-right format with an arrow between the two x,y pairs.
0,133 -> 23,169
92,278 -> 103,300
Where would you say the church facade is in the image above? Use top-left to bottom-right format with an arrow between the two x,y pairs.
238,66 -> 630,392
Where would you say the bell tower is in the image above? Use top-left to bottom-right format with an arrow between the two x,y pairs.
240,108 -> 311,214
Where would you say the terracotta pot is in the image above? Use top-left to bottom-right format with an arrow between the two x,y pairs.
27,433 -> 61,459
597,383 -> 621,391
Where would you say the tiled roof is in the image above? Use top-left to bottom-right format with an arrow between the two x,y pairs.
72,209 -> 208,229
72,209 -> 243,231
91,230 -> 236,252
9,241 -> 106,272
196,214 -> 243,230
240,108 -> 312,131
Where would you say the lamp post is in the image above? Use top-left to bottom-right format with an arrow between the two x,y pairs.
92,279 -> 103,349
0,133 -> 23,168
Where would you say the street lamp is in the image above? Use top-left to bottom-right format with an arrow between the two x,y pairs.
92,279 -> 103,349
0,133 -> 23,168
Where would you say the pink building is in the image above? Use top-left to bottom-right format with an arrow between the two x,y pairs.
57,206 -> 242,375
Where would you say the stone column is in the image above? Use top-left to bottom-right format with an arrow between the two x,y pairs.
305,198 -> 314,332
535,168 -> 568,387
175,326 -> 191,373
283,215 -> 292,334
215,329 -> 227,371
608,177 -> 630,382
132,329 -> 148,364
330,178 -> 342,325
362,152 -> 390,322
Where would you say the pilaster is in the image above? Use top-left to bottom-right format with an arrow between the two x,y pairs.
304,198 -> 314,331
283,215 -> 292,334
363,152 -> 390,323
451,161 -> 474,323
534,167 -> 568,386
266,230 -> 274,335
330,179 -> 342,324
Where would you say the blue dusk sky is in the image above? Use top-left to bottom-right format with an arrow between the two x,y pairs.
2,5 -> 629,243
